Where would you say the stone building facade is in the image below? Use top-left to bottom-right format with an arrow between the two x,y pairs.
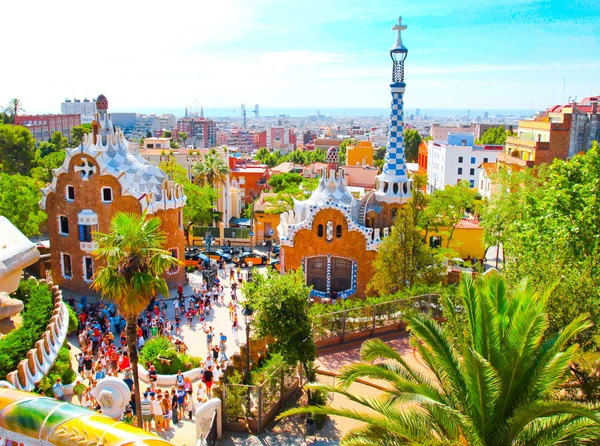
40,95 -> 186,294
278,18 -> 413,298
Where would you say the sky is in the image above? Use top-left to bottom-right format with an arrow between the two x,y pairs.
2,0 -> 599,114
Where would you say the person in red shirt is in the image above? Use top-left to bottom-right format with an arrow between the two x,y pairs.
186,309 -> 194,328
178,284 -> 183,299
119,351 -> 131,372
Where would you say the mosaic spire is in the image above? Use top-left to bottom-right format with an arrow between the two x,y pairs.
375,16 -> 412,204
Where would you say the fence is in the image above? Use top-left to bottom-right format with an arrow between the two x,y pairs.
192,226 -> 220,238
223,365 -> 303,433
223,228 -> 251,239
312,294 -> 441,350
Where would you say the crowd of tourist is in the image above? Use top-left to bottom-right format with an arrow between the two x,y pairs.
42,269 -> 247,435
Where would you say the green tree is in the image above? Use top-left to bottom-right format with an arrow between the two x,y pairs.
5,98 -> 25,116
50,131 -> 69,150
31,150 -> 66,183
92,212 -> 179,428
191,148 -> 230,188
0,173 -> 47,237
71,125 -> 92,147
403,128 -> 422,162
264,176 -> 318,214
338,139 -> 354,165
178,132 -> 188,146
428,181 -> 478,248
268,172 -> 304,192
369,205 -> 444,295
280,273 -> 600,445
481,142 -> 600,338
146,131 -> 152,138
159,158 -> 216,246
163,130 -> 172,138
477,126 -> 507,145
242,268 -> 316,383
0,123 -> 36,174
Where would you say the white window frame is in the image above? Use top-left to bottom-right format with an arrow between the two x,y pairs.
66,185 -> 75,202
101,187 -> 113,203
58,215 -> 69,236
61,252 -> 72,279
82,256 -> 94,283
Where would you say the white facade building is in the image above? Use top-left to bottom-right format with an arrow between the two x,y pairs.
61,98 -> 96,124
426,132 -> 503,194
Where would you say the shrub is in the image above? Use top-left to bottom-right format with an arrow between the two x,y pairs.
40,346 -> 76,396
139,336 -> 202,375
311,388 -> 328,429
0,280 -> 54,380
67,306 -> 78,333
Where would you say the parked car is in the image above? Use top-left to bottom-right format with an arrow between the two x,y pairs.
234,252 -> 268,267
269,259 -> 280,272
202,249 -> 233,263
184,251 -> 210,269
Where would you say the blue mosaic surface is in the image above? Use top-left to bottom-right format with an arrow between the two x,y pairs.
382,90 -> 408,177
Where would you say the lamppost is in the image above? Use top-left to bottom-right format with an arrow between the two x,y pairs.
205,232 -> 213,252
242,305 -> 254,384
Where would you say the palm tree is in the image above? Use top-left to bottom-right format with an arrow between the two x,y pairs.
92,212 -> 179,428
5,98 -> 25,116
191,148 -> 230,188
279,273 -> 600,445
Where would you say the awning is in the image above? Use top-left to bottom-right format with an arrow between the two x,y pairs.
229,218 -> 251,227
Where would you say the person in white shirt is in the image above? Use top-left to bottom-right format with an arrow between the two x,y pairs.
173,299 -> 180,317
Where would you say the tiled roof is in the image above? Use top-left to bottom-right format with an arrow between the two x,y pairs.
456,218 -> 482,230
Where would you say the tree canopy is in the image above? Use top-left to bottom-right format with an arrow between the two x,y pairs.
481,142 -> 600,338
403,128 -> 422,162
263,174 -> 318,214
5,98 -> 25,116
0,173 -> 47,237
0,123 -> 37,174
477,126 -> 508,145
70,125 -> 91,147
242,268 -> 316,380
191,148 -> 230,188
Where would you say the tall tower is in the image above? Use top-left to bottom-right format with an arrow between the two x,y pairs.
375,16 -> 412,204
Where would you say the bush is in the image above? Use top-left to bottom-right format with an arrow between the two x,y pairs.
311,388 -> 328,429
40,346 -> 76,396
0,280 -> 54,380
139,337 -> 202,375
67,305 -> 78,333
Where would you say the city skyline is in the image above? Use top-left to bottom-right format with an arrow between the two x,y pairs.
3,0 -> 598,114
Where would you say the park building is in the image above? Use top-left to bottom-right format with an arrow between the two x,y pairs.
278,17 -> 413,299
40,94 -> 187,294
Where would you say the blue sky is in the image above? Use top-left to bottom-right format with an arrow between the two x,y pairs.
2,0 -> 598,113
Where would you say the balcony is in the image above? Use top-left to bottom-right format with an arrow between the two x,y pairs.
80,241 -> 98,252
506,136 -> 550,151
497,152 -> 534,168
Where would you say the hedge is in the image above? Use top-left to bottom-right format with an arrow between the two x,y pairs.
139,336 -> 202,375
0,280 -> 54,380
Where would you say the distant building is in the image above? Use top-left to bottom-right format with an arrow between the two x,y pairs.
497,99 -> 599,170
427,132 -> 503,193
40,95 -> 186,294
158,114 -> 177,130
417,140 -> 428,176
228,158 -> 269,206
111,112 -> 137,131
342,165 -> 378,188
177,118 -> 216,148
346,140 -> 374,166
266,127 -> 296,153
61,98 -> 96,124
143,137 -> 171,150
430,123 -> 497,142
14,114 -> 81,142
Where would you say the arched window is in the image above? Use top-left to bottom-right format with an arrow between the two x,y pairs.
336,225 -> 342,238
326,221 -> 334,241
393,183 -> 399,194
392,209 -> 398,221
317,224 -> 324,237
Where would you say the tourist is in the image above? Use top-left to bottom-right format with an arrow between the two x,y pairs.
176,385 -> 186,420
176,370 -> 185,388
53,377 -> 65,402
203,365 -> 214,396
173,298 -> 180,317
119,351 -> 131,372
186,307 -> 194,328
186,389 -> 195,420
206,326 -> 214,351
122,406 -> 134,425
83,355 -> 94,381
150,392 -> 164,434
177,283 -> 183,300
123,369 -> 134,391
232,318 -> 239,344
163,391 -> 172,430
196,382 -> 207,403
94,364 -> 105,381
183,376 -> 193,393
140,391 -> 153,431
229,267 -> 235,282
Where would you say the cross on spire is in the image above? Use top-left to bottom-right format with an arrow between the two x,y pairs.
392,16 -> 407,48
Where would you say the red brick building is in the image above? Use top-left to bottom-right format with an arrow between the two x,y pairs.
14,114 -> 81,142
176,118 -> 216,148
40,95 -> 186,294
